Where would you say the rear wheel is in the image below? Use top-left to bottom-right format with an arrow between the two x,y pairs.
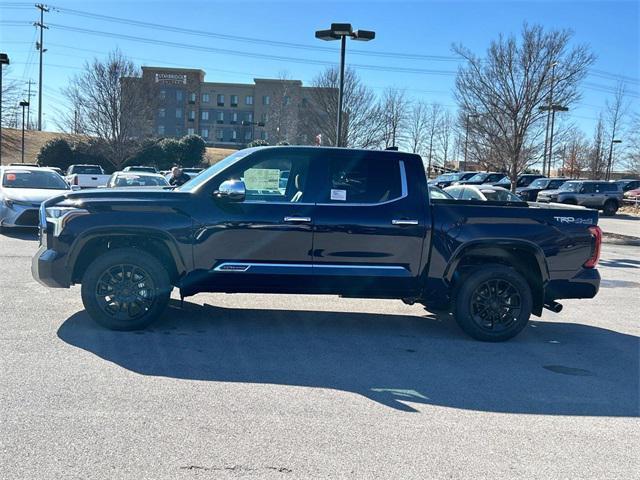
454,266 -> 532,342
602,199 -> 618,216
81,248 -> 171,330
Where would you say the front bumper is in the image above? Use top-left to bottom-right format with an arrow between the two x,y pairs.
31,245 -> 71,288
0,204 -> 40,227
545,268 -> 600,301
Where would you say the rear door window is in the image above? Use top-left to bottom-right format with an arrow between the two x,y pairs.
323,155 -> 402,204
581,183 -> 596,194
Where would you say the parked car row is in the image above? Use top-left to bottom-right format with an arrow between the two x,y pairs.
429,171 -> 637,215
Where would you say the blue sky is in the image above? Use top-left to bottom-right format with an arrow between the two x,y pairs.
1,0 -> 638,134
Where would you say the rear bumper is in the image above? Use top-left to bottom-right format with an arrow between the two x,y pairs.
545,268 -> 600,301
31,245 -> 71,288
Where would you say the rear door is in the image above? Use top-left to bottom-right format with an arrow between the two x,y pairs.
311,150 -> 428,297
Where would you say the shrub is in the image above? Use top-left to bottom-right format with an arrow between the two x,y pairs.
179,134 -> 206,167
36,138 -> 74,170
247,139 -> 269,148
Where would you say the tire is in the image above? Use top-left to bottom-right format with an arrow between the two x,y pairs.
81,248 -> 171,331
454,265 -> 533,342
602,199 -> 618,216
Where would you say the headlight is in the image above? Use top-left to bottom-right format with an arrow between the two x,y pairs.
45,206 -> 89,236
2,198 -> 32,208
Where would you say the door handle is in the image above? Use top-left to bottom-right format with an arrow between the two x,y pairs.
284,216 -> 311,223
392,219 -> 419,225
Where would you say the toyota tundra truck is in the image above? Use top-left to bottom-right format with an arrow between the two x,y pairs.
32,146 -> 602,341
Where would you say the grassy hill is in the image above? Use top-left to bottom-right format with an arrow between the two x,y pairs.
0,128 -> 237,167
0,128 -> 83,166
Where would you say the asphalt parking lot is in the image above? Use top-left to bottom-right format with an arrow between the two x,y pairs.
0,230 -> 638,479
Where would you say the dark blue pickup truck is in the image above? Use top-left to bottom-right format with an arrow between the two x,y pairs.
32,146 -> 601,341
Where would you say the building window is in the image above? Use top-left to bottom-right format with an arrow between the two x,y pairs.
301,98 -> 308,107
231,130 -> 237,141
202,93 -> 210,103
230,95 -> 238,107
216,111 -> 224,123
244,130 -> 252,141
201,111 -> 209,121
284,95 -> 291,105
261,112 -> 268,123
188,110 -> 196,121
189,92 -> 197,103
157,125 -> 165,135
176,108 -> 183,118
159,90 -> 166,100
260,131 -> 268,141
158,108 -> 165,118
176,90 -> 183,101
187,127 -> 195,135
245,95 -> 253,105
201,128 -> 209,139
231,112 -> 238,124
217,129 -> 224,141
262,95 -> 270,105
246,112 -> 253,122
217,94 -> 225,106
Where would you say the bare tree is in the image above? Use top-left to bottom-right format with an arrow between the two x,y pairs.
423,103 -> 442,177
603,82 -> 629,178
454,24 -> 594,190
380,87 -> 409,148
406,100 -> 429,154
560,127 -> 589,178
62,49 -> 155,168
306,67 -> 383,148
587,116 -> 606,179
437,110 -> 453,168
624,113 -> 640,174
264,71 -> 299,144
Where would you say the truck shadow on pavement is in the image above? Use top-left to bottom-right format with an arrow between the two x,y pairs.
57,300 -> 639,416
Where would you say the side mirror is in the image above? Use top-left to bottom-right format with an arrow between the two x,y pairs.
214,180 -> 245,202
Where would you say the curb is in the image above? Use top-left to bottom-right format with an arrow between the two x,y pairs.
602,232 -> 640,247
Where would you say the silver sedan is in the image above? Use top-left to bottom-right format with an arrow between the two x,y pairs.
0,166 -> 72,229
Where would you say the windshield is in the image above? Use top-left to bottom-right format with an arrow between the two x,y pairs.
467,173 -> 488,182
435,173 -> 462,182
115,174 -> 169,187
178,148 -> 258,192
2,170 -> 70,190
529,179 -> 549,189
429,186 -> 453,200
559,181 -> 581,192
480,188 -> 524,202
72,165 -> 103,175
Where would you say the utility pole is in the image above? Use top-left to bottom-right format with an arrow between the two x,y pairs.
0,52 -> 10,166
25,79 -> 35,130
19,100 -> 29,163
35,3 -> 49,131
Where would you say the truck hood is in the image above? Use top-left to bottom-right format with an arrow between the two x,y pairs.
537,189 -> 561,196
45,187 -> 190,209
1,187 -> 71,204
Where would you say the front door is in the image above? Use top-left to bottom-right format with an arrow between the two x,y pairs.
192,148 -> 319,293
311,150 -> 427,297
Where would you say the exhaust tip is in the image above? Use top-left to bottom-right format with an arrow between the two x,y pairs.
544,301 -> 563,313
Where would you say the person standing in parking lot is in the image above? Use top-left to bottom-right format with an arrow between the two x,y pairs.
169,166 -> 190,187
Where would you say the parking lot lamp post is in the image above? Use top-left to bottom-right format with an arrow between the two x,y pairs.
606,139 -> 622,181
315,24 -> 375,147
463,113 -> 479,171
19,100 -> 29,163
0,53 -> 10,165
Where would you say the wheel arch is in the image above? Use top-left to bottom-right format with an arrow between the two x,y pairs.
69,228 -> 187,285
444,239 -> 549,316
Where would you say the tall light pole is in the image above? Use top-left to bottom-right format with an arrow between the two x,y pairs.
541,61 -> 558,175
19,100 -> 30,163
539,103 -> 568,176
0,53 -> 10,166
315,23 -> 375,147
463,113 -> 479,171
606,139 -> 622,180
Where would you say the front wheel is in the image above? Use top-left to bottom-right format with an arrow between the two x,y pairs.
454,266 -> 532,342
81,248 -> 171,330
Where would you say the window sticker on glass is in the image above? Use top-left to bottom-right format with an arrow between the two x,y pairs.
244,168 -> 281,191
331,189 -> 347,201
